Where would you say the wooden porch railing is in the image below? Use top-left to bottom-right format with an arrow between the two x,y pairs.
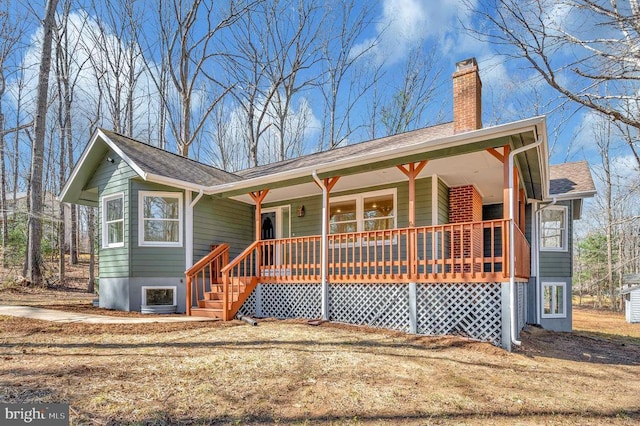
255,219 -> 529,284
513,225 -> 531,280
185,243 -> 229,315
219,241 -> 261,320
186,219 -> 530,316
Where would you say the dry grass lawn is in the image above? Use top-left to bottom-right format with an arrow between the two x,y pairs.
0,281 -> 639,425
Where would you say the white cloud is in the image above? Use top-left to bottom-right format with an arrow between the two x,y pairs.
353,0 -> 475,66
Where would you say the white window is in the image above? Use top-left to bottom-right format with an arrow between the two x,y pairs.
102,193 -> 124,248
139,191 -> 183,246
542,282 -> 566,318
540,206 -> 568,251
329,189 -> 396,234
141,286 -> 177,306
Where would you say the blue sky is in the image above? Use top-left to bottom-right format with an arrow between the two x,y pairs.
2,0 -> 635,190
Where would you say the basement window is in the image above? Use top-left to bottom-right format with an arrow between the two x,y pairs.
542,282 -> 566,318
142,286 -> 177,306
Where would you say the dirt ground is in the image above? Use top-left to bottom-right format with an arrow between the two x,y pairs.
1,272 -> 639,425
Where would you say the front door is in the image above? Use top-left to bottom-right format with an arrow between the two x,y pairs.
261,206 -> 290,268
261,211 -> 276,265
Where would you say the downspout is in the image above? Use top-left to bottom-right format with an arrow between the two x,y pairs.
185,189 -> 204,268
508,138 -> 542,346
534,196 -> 557,324
311,170 -> 329,320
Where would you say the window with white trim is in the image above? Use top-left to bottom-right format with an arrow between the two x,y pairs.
540,206 -> 568,251
542,282 -> 566,318
329,189 -> 396,234
139,191 -> 183,246
102,193 -> 124,248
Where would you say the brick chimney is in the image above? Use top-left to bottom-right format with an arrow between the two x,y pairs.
453,58 -> 482,133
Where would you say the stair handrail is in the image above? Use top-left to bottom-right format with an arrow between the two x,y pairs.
220,240 -> 262,320
185,243 -> 230,315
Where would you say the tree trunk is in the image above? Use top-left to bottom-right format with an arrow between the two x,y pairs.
0,111 -> 7,268
55,35 -> 66,282
26,0 -> 59,286
87,206 -> 95,293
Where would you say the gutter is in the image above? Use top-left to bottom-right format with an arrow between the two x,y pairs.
185,189 -> 205,269
206,116 -> 547,196
508,137 -> 543,347
311,170 -> 329,320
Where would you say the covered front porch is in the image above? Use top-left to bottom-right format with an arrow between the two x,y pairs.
185,137 -> 538,324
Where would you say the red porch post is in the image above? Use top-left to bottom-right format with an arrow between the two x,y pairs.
249,190 -> 269,241
315,176 -> 340,233
397,161 -> 428,279
249,189 -> 269,282
313,176 -> 339,319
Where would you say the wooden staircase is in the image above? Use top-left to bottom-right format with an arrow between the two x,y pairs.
186,242 -> 262,320
190,277 -> 257,318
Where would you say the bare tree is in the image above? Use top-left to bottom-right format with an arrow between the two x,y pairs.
576,113 -> 640,309
223,2 -> 282,167
380,44 -> 444,135
26,0 -> 59,285
0,2 -> 25,267
140,0 -> 252,158
471,0 -> 640,168
264,0 -> 324,162
319,0 -> 381,149
83,0 -> 145,137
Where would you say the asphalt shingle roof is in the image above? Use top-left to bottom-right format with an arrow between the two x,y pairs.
101,129 -> 242,186
549,161 -> 596,197
236,122 -> 455,179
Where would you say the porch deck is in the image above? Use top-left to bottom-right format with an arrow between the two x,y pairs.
185,219 -> 530,320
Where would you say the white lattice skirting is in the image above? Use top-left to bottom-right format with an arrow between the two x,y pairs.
238,282 -> 504,346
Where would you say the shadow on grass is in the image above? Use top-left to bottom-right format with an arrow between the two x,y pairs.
3,316 -> 640,366
109,408 -> 640,425
518,327 -> 640,366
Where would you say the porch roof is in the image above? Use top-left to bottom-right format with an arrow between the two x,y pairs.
214,116 -> 550,203
61,116 -> 557,206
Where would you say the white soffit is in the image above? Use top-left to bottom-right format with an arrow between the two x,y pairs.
231,150 -> 505,205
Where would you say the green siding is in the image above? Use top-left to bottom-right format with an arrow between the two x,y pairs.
539,201 -> 573,278
264,177 -> 434,237
437,177 -> 449,224
129,180 -> 185,277
92,152 -> 137,278
193,196 -> 254,261
414,177 -> 432,227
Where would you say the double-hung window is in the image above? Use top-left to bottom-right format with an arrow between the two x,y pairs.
102,193 -> 124,248
139,191 -> 183,247
329,189 -> 396,235
542,282 -> 566,318
540,206 -> 568,251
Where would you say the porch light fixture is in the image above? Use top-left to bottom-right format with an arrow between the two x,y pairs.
106,157 -> 115,163
297,205 -> 305,217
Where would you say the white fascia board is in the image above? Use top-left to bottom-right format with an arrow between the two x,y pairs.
59,130 -> 104,201
547,190 -> 597,201
144,173 -> 209,193
59,129 -> 148,201
207,116 -> 549,196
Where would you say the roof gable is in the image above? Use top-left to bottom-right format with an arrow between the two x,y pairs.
59,129 -> 241,204
99,130 -> 241,187
549,161 -> 596,199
